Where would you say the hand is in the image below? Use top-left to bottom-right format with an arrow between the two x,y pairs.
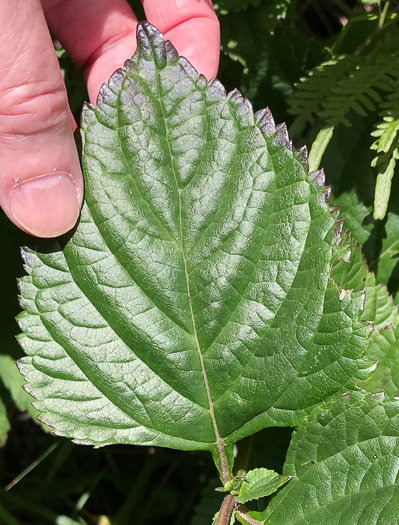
0,0 -> 220,238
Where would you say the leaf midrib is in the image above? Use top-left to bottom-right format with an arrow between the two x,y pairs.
149,51 -> 230,478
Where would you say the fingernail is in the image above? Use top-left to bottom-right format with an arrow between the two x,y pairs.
10,172 -> 82,238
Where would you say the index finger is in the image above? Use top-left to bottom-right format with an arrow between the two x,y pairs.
141,0 -> 220,80
142,0 -> 220,80
42,0 -> 219,104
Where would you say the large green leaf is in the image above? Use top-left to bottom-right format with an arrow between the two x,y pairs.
260,394 -> 399,524
17,24 -> 373,470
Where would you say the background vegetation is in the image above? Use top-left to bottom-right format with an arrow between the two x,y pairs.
1,1 -> 399,523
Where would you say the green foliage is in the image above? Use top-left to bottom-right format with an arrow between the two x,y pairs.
235,468 -> 290,503
329,233 -> 399,399
261,394 -> 399,523
289,9 -> 399,220
218,5 -> 326,125
362,270 -> 399,398
321,110 -> 399,300
289,53 -> 395,128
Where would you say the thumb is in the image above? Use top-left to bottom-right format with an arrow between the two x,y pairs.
0,0 -> 83,238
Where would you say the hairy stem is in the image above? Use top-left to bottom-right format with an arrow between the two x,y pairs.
216,494 -> 236,525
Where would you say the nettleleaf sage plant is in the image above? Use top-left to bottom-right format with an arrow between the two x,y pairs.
16,23 -> 399,524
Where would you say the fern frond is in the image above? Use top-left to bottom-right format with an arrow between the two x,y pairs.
289,53 -> 399,129
371,116 -> 399,154
371,90 -> 399,153
289,31 -> 399,220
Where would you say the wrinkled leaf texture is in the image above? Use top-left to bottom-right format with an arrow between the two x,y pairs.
17,24 -> 373,463
261,394 -> 399,524
329,233 -> 399,399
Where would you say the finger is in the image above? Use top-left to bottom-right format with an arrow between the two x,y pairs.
142,0 -> 220,80
42,0 -> 138,103
42,0 -> 219,107
0,0 -> 83,238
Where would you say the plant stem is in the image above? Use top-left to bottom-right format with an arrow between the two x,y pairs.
355,0 -> 392,54
216,494 -> 235,525
378,0 -> 391,29
5,442 -> 59,491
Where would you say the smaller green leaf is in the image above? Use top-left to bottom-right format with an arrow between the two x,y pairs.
216,475 -> 247,494
262,394 -> 399,524
236,468 -> 290,504
373,154 -> 396,220
371,116 -> 399,154
308,126 -> 335,172
0,397 -> 10,447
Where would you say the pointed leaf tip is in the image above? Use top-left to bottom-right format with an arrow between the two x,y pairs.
136,22 -> 178,66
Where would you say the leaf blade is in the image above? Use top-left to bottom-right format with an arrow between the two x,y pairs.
236,468 -> 290,503
17,23 -> 373,457
262,395 -> 399,524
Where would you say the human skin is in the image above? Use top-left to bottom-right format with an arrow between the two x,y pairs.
0,0 -> 220,237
